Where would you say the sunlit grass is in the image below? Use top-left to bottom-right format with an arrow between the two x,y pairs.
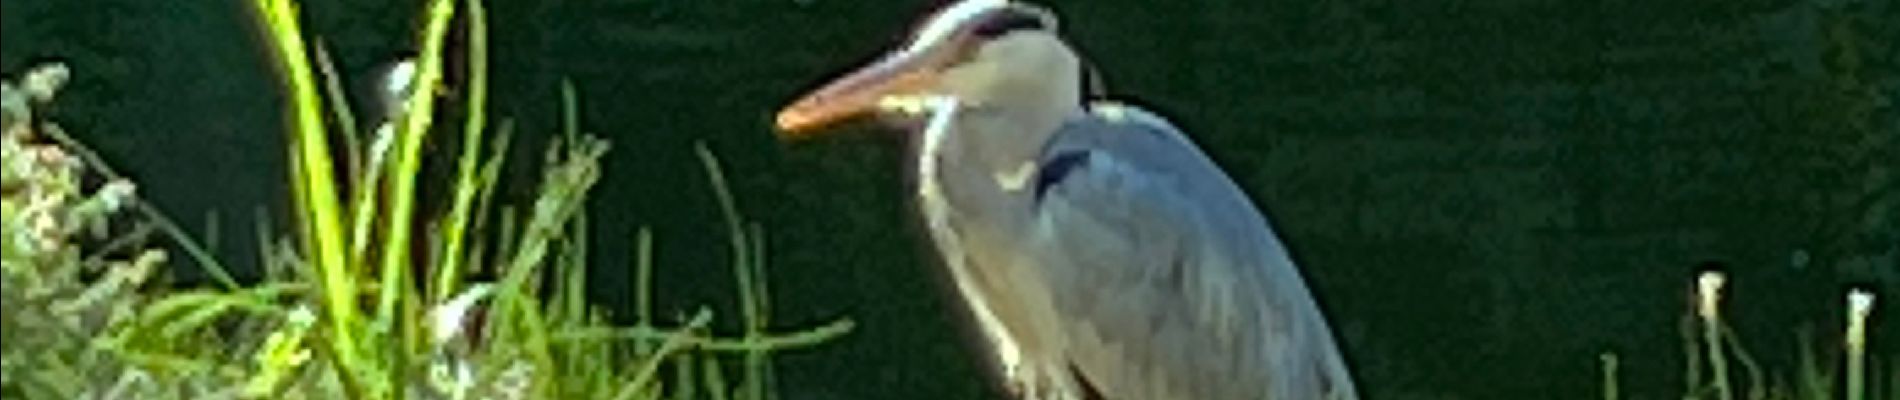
0,0 -> 851,398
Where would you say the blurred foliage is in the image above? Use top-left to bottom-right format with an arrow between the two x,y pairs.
1599,273 -> 1891,400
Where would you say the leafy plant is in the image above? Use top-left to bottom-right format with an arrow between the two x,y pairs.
0,0 -> 851,398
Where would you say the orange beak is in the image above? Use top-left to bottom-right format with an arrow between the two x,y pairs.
774,46 -> 961,139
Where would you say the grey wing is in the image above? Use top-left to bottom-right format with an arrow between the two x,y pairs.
1027,103 -> 1357,400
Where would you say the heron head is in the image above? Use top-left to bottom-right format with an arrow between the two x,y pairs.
775,0 -> 1089,138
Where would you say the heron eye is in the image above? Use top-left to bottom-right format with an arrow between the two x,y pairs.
969,10 -> 1047,38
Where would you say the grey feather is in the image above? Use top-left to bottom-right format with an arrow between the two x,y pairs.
1020,102 -> 1358,400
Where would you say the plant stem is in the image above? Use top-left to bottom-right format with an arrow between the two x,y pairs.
1698,272 -> 1732,400
1600,353 -> 1618,400
435,0 -> 490,304
371,1 -> 457,393
1846,289 -> 1874,400
252,0 -> 363,389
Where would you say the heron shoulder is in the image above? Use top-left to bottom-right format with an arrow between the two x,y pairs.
1083,101 -> 1180,133
1040,100 -> 1208,186
1057,100 -> 1206,163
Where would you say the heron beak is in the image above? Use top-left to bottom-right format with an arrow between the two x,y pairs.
774,46 -> 957,138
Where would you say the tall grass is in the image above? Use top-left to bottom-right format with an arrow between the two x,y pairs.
1600,271 -> 1886,400
0,0 -> 851,398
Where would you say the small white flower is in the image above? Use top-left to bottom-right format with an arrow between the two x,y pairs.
97,180 -> 137,213
378,58 -> 419,119
1848,289 -> 1874,321
21,63 -> 70,103
1696,271 -> 1725,320
429,284 -> 493,345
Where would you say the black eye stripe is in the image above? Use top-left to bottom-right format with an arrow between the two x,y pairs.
969,9 -> 1049,38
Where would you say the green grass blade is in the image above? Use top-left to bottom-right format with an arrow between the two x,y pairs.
250,0 -> 364,386
311,42 -> 363,189
434,0 -> 491,304
37,122 -> 238,290
374,0 -> 456,335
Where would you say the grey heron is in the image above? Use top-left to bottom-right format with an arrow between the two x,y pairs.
774,1 -> 1359,399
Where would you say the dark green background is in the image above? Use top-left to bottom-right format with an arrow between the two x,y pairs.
4,0 -> 1894,398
